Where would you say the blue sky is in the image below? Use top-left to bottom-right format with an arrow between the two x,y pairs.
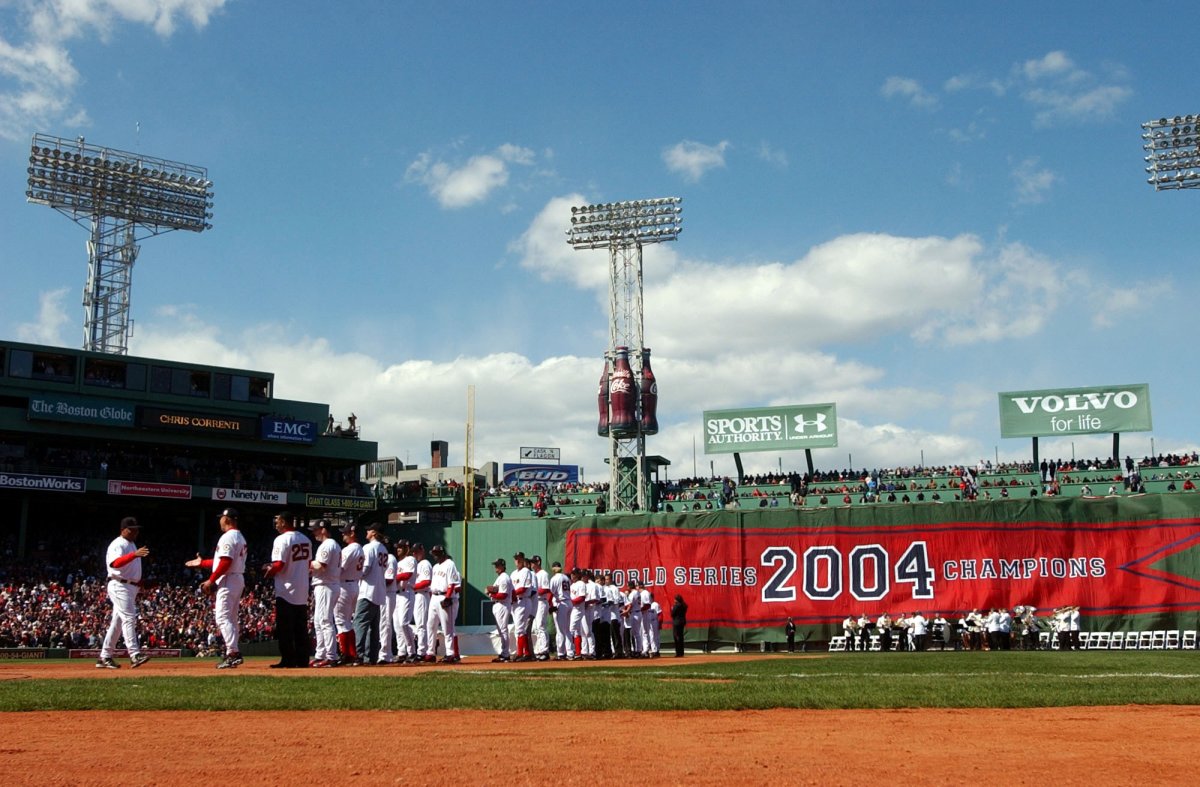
1,1 -> 1197,480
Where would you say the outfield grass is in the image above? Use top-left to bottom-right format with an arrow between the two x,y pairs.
3,651 -> 1198,712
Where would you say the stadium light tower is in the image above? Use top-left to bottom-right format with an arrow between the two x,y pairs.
26,133 -> 214,355
567,197 -> 682,512
1141,114 -> 1200,190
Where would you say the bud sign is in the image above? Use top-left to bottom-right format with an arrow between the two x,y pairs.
997,384 -> 1152,438
703,403 -> 838,454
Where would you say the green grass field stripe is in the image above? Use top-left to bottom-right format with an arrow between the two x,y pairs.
2,652 -> 1199,711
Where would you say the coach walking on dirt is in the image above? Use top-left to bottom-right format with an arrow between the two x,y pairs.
671,594 -> 688,657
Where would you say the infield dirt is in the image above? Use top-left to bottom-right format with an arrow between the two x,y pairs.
0,655 -> 1191,786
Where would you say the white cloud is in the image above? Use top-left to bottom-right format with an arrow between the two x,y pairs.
1020,51 -> 1077,81
405,144 -> 536,209
1011,157 -> 1058,204
1024,84 -> 1132,128
1014,50 -> 1131,127
756,141 -> 788,169
881,76 -> 938,109
16,286 -> 70,345
663,139 -> 730,182
0,0 -> 227,140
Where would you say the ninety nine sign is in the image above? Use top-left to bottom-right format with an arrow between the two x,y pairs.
998,384 -> 1152,438
703,403 -> 838,455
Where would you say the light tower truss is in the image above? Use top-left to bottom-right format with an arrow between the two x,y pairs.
26,133 -> 214,355
567,197 -> 682,512
1142,114 -> 1200,190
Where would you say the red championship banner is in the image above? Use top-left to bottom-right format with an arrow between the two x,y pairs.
565,518 -> 1200,627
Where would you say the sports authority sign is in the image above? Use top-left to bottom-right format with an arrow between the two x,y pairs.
998,384 -> 1152,438
703,403 -> 838,454
558,499 -> 1200,634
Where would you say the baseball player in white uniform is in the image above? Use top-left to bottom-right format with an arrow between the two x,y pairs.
98,516 -> 150,669
647,594 -> 662,657
393,540 -> 417,663
531,555 -> 551,661
379,547 -> 399,664
264,510 -> 312,668
411,542 -> 433,662
569,568 -> 591,658
548,561 -> 574,660
584,570 -> 601,659
187,507 -> 247,669
486,558 -> 513,661
626,580 -> 644,656
510,552 -> 534,661
309,520 -> 342,667
638,584 -> 654,656
428,545 -> 461,663
355,524 -> 389,664
336,526 -> 365,664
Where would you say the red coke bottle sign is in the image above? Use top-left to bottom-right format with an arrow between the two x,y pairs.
609,346 -> 638,438
597,356 -> 610,437
640,348 -> 658,435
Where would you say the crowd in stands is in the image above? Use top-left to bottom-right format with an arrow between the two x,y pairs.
475,452 -> 1200,517
0,535 -> 276,652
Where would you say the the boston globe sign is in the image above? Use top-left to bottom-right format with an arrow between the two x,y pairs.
703,403 -> 838,454
998,384 -> 1152,438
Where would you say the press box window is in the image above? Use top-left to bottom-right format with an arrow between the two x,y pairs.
31,352 -> 75,382
84,359 -> 127,388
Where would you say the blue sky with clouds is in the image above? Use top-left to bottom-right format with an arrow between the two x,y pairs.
1,1 -> 1197,479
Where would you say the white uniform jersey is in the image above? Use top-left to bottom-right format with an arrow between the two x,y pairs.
396,555 -> 416,592
312,538 -> 342,586
213,528 -> 248,586
511,566 -> 533,603
570,579 -> 587,605
585,580 -> 600,607
639,588 -> 652,612
534,569 -> 550,601
340,541 -> 366,586
359,540 -> 389,605
270,529 -> 312,605
106,536 -> 142,582
384,553 -> 398,597
431,557 -> 461,596
491,572 -> 513,606
413,558 -> 433,594
549,572 -> 571,605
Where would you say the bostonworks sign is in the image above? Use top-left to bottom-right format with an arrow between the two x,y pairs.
998,384 -> 1152,438
703,403 -> 838,455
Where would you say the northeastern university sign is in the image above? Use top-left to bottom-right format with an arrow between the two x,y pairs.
998,384 -> 1152,438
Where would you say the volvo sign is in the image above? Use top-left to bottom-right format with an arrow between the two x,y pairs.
998,384 -> 1152,438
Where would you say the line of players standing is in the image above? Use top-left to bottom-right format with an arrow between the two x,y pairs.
189,508 -> 465,668
486,552 -> 663,662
